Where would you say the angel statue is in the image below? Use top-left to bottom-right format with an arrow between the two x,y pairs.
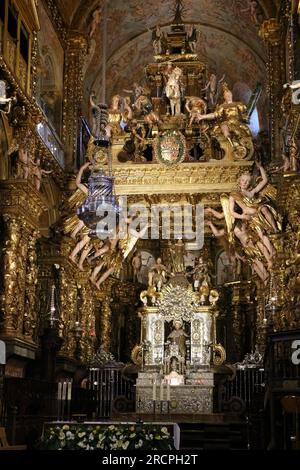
198,82 -> 254,161
205,211 -> 269,284
66,162 -> 103,271
205,163 -> 281,283
230,161 -> 281,242
90,221 -> 149,289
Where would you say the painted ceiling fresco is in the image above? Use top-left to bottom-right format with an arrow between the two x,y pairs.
54,0 -> 279,121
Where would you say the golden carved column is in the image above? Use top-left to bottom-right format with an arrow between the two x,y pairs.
259,19 -> 285,161
62,33 -> 88,170
255,284 -> 268,354
77,281 -> 96,363
23,229 -> 39,341
16,219 -> 30,336
1,216 -> 21,336
100,299 -> 112,352
58,266 -> 77,358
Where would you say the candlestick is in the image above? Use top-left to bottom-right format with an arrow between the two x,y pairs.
167,381 -> 170,402
160,381 -> 164,401
152,378 -> 156,401
67,381 -> 72,401
62,381 -> 67,401
58,382 -> 62,401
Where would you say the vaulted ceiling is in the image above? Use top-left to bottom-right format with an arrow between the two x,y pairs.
54,0 -> 280,113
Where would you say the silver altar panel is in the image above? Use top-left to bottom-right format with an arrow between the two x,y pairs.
190,312 -> 212,366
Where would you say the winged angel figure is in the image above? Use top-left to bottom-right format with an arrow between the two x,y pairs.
205,162 -> 281,284
64,159 -> 148,287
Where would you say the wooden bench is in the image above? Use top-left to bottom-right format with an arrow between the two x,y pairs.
0,427 -> 27,450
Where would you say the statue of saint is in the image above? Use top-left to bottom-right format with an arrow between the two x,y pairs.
148,257 -> 171,291
165,66 -> 184,116
167,319 -> 189,358
187,24 -> 198,53
198,83 -> 254,160
191,256 -> 211,291
169,239 -> 185,273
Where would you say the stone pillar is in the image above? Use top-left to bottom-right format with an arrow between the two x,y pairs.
259,19 -> 284,161
62,33 -> 88,170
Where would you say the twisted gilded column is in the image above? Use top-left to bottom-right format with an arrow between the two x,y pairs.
259,19 -> 285,161
62,33 -> 87,170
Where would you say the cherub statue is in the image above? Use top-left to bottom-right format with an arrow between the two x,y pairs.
89,6 -> 102,39
30,156 -> 52,191
185,96 -> 207,127
202,73 -> 225,110
18,148 -> 30,180
198,82 -> 254,160
132,251 -> 142,283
